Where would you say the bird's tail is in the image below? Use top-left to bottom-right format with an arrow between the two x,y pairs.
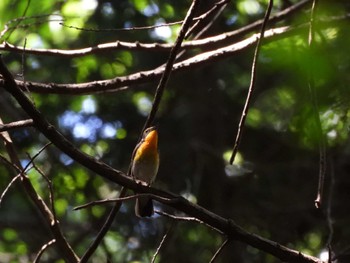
135,196 -> 153,217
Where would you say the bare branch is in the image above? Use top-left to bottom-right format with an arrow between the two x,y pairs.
74,193 -> 174,211
0,174 -> 21,207
0,119 -> 34,132
23,142 -> 52,172
151,223 -> 175,263
142,0 -> 201,130
0,116 -> 78,262
60,21 -> 183,33
33,239 -> 56,263
209,238 -> 230,263
156,210 -> 222,234
31,159 -> 57,219
80,187 -> 128,263
0,0 -> 311,58
326,158 -> 335,261
0,0 -> 31,41
1,25 -> 299,95
307,0 -> 327,209
229,0 -> 274,164
185,0 -> 229,39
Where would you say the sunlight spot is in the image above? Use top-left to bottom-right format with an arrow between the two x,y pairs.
152,19 -> 172,40
49,13 -> 63,32
81,0 -> 98,11
59,111 -> 83,128
238,0 -> 261,15
101,2 -> 115,17
101,123 -> 116,138
73,123 -> 91,139
327,129 -> 337,139
319,250 -> 329,261
133,92 -> 153,116
143,3 -> 159,17
81,96 -> 96,114
60,153 -> 74,166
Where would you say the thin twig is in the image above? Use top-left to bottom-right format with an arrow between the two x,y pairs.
0,116 -> 78,262
23,142 -> 52,172
0,153 -> 21,172
33,239 -> 56,263
0,119 -> 34,132
156,210 -> 204,223
326,158 -> 335,262
307,0 -> 326,209
209,238 -> 230,263
74,193 -> 174,211
60,21 -> 183,33
229,0 -> 274,164
156,210 -> 223,234
31,161 -> 57,219
185,0 -> 229,39
168,0 -> 229,69
151,223 -> 175,263
79,187 -> 128,263
0,174 -> 21,207
142,0 -> 201,131
1,0 -> 31,41
1,14 -> 58,39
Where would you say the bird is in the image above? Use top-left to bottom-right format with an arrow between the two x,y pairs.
131,126 -> 159,217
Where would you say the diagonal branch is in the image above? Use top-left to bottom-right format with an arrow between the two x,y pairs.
143,0 -> 201,130
209,238 -> 230,263
229,0 -> 274,164
0,117 -> 79,262
79,187 -> 128,263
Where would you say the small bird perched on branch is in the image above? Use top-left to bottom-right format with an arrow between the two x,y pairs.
131,126 -> 159,217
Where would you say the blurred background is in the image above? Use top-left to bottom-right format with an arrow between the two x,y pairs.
1,0 -> 350,262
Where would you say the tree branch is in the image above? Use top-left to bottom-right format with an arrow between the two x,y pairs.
209,238 -> 230,263
0,25 -> 303,95
0,117 -> 79,262
0,0 -> 311,58
143,0 -> 200,130
0,119 -> 33,132
79,187 -> 128,263
2,13 -> 348,96
229,0 -> 274,164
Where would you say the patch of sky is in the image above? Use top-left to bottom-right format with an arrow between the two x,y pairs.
101,123 -> 116,139
124,21 -> 134,29
151,18 -> 172,40
58,97 -> 125,142
226,14 -> 238,26
81,96 -> 96,114
30,59 -> 40,70
20,159 -> 30,170
143,3 -> 159,17
59,111 -> 84,129
81,0 -> 98,11
49,13 -> 63,32
60,153 -> 74,166
101,2 -> 115,17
